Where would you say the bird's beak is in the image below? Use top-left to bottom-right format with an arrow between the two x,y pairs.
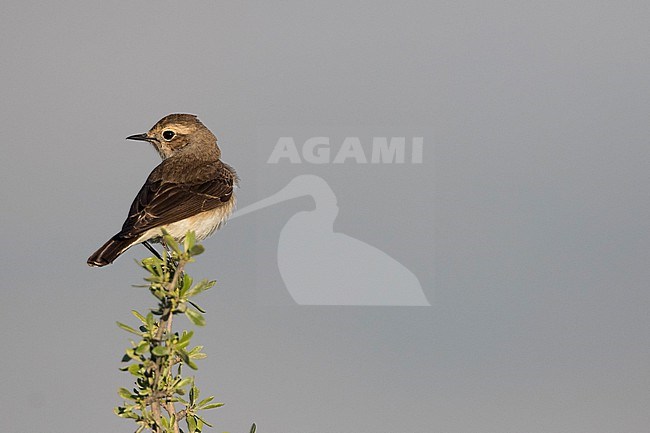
126,133 -> 155,142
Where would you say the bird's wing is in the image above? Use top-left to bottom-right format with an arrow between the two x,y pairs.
117,161 -> 236,239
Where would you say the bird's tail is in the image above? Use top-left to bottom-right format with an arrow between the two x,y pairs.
87,235 -> 135,267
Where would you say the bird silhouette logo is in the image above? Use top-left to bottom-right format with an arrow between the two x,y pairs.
231,175 -> 430,306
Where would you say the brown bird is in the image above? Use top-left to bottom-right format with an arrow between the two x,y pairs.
87,114 -> 238,267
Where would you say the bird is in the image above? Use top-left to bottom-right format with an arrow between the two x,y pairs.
87,113 -> 238,267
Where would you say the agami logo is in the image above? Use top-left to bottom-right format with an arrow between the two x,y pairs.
230,129 -> 431,306
267,136 -> 424,164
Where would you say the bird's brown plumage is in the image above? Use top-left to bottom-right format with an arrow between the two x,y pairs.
120,159 -> 236,239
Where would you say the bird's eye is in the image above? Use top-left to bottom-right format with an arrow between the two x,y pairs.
162,130 -> 175,141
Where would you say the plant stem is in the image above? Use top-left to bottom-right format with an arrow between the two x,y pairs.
115,233 -> 224,433
151,260 -> 185,433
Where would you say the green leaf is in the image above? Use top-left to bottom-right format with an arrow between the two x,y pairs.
184,231 -> 197,252
201,402 -> 224,410
189,385 -> 197,405
185,309 -> 206,327
177,349 -> 191,365
174,377 -> 193,391
127,363 -> 142,376
177,330 -> 194,347
250,423 -> 257,433
188,345 -> 204,354
189,244 -> 205,256
195,415 -> 212,428
167,236 -> 183,255
114,406 -> 138,419
180,274 -> 193,297
197,396 -> 214,407
176,337 -> 191,350
118,387 -> 134,400
186,415 -> 197,433
141,256 -> 164,272
161,229 -> 179,253
123,348 -> 139,361
185,279 -> 215,298
132,310 -> 147,325
135,341 -> 149,355
191,385 -> 201,404
188,346 -> 207,359
152,345 -> 169,357
117,322 -> 142,336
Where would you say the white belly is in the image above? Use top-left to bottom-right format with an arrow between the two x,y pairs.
135,196 -> 235,244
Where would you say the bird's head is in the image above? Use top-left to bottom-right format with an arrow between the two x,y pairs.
126,113 -> 220,159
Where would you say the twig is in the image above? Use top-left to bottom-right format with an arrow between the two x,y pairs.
115,232 -> 230,432
150,259 -> 185,432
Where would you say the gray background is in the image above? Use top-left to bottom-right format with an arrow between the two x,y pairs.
1,1 -> 649,432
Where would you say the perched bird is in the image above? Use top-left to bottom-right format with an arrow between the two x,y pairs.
87,114 -> 237,267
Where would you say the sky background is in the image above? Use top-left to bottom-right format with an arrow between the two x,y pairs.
1,1 -> 649,432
